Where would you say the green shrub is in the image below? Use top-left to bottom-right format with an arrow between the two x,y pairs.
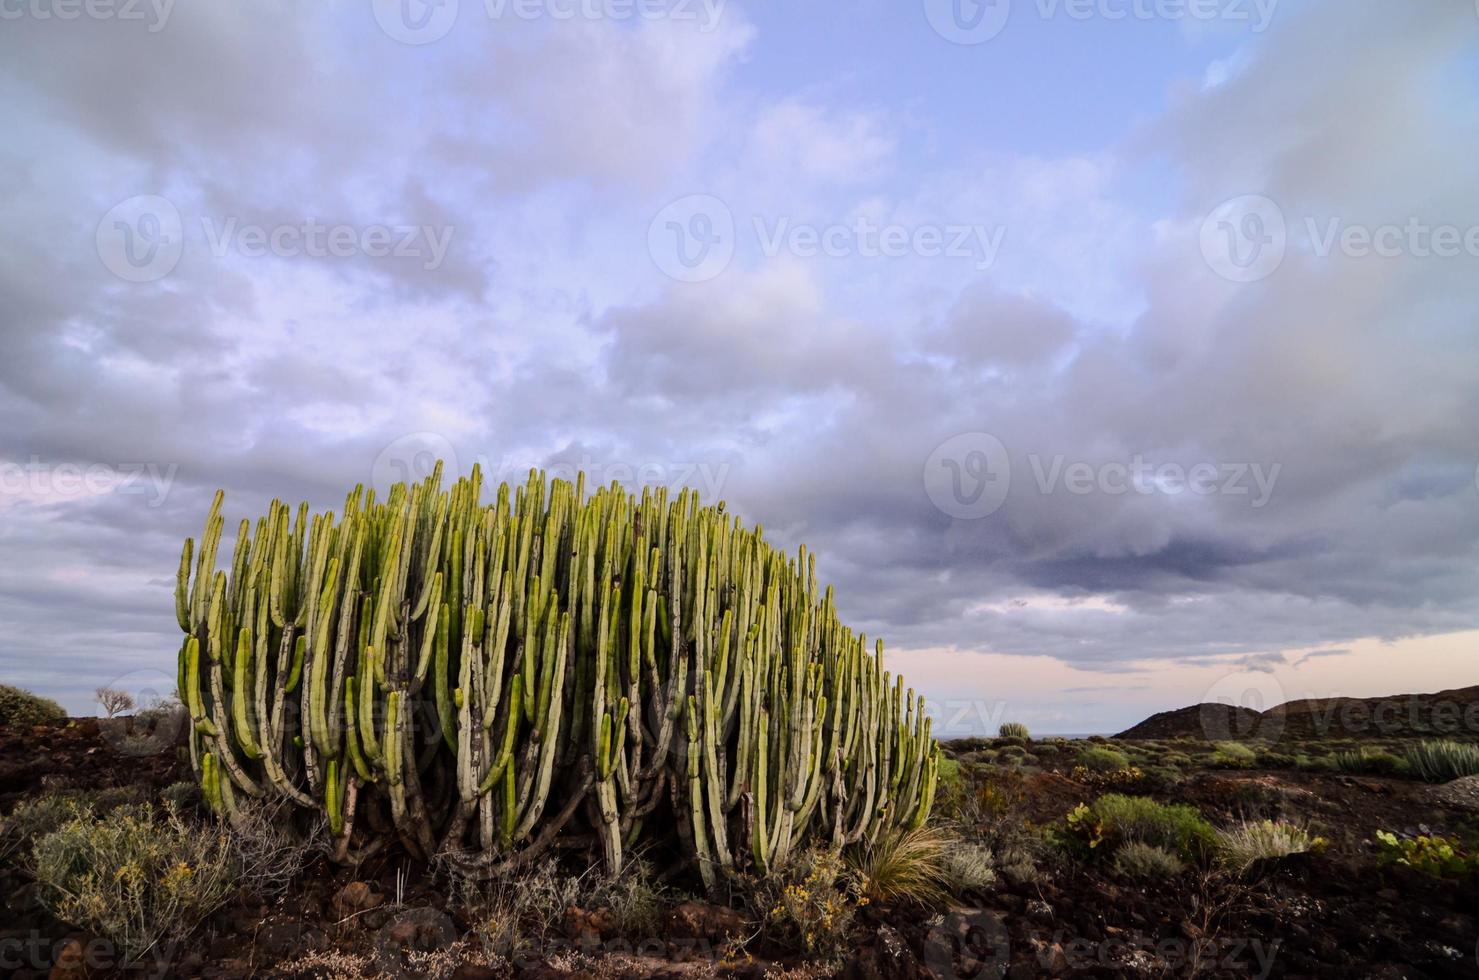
1112,841 -> 1184,879
1068,794 -> 1216,862
0,795 -> 90,863
998,722 -> 1031,740
1403,740 -> 1479,783
1375,830 -> 1479,878
1295,753 -> 1336,772
1216,820 -> 1322,872
0,684 -> 66,726
1076,746 -> 1131,772
1255,750 -> 1297,770
1332,747 -> 1407,776
1145,766 -> 1185,788
159,781 -> 201,813
1209,742 -> 1256,769
582,858 -> 670,938
31,803 -> 235,963
1161,752 -> 1193,768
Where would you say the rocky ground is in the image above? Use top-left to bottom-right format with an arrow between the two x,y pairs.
3,718 -> 1478,978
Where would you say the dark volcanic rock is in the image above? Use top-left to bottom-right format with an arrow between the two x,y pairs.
1114,702 -> 1263,740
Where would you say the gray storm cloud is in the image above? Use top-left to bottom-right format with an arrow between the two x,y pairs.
0,0 -> 1476,713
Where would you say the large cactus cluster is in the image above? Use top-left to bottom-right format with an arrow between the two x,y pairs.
175,465 -> 937,883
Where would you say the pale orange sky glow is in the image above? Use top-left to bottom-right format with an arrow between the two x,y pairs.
898,628 -> 1479,736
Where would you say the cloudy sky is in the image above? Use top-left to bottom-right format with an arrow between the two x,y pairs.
2,0 -> 1477,731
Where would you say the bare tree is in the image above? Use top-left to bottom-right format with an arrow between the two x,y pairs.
95,687 -> 135,718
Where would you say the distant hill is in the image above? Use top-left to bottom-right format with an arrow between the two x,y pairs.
1115,685 -> 1479,741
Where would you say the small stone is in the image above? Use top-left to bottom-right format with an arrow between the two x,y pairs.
331,880 -> 385,918
665,901 -> 748,943
47,939 -> 89,980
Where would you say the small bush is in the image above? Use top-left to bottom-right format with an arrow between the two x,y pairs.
1255,750 -> 1297,770
31,803 -> 235,963
1209,742 -> 1256,769
1296,753 -> 1335,773
449,859 -> 580,959
1076,746 -> 1131,772
1375,830 -> 1479,878
1067,794 -> 1216,862
448,855 -> 671,961
848,825 -> 950,908
1144,766 -> 1185,788
1112,841 -> 1184,879
159,781 -> 201,813
1070,765 -> 1145,790
1403,740 -> 1479,783
226,801 -> 319,900
1332,747 -> 1407,776
1,795 -> 90,863
941,842 -> 996,895
1216,820 -> 1322,872
756,846 -> 858,958
998,722 -> 1031,740
584,857 -> 669,939
934,755 -> 964,815
0,684 -> 66,726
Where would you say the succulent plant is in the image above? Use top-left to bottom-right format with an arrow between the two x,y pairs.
175,465 -> 938,883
